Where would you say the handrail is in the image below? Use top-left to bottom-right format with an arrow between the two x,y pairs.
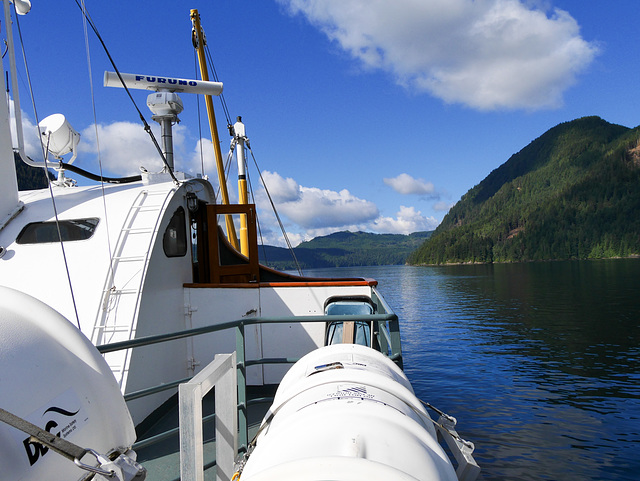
97,313 -> 400,355
100,310 -> 403,466
179,352 -> 237,481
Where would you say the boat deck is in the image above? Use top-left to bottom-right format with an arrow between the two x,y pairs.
134,386 -> 276,481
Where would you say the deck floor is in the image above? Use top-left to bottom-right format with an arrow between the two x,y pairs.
134,386 -> 276,481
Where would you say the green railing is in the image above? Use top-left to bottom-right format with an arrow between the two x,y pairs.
97,310 -> 402,457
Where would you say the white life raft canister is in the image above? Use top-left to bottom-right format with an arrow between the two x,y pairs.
0,286 -> 137,480
240,343 -> 458,481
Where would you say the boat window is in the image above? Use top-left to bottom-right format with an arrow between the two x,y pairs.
16,218 -> 100,244
325,300 -> 374,347
163,206 -> 187,257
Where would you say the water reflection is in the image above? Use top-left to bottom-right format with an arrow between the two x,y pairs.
304,261 -> 640,480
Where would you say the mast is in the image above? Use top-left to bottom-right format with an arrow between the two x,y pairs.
190,9 -> 239,251
0,0 -> 29,231
234,116 -> 249,256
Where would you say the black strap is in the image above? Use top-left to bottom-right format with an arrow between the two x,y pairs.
0,407 -> 87,461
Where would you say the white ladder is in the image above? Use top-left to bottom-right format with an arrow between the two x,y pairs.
92,187 -> 176,388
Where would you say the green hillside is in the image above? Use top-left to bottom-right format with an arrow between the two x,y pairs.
15,154 -> 53,190
408,116 -> 640,264
260,230 -> 432,270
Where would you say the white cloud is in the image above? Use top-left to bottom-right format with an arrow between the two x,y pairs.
79,121 -> 166,175
277,185 -> 379,229
384,173 -> 437,196
254,170 -> 379,237
278,0 -> 598,110
260,170 -> 301,203
254,172 -> 439,246
371,205 -> 439,234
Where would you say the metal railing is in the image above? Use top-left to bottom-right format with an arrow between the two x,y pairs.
97,310 -> 402,467
179,352 -> 237,481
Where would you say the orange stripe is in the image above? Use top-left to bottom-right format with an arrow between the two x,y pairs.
184,278 -> 378,289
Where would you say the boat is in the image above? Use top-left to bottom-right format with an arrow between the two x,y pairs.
0,2 -> 480,480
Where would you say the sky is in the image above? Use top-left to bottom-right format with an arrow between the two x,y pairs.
7,0 -> 640,246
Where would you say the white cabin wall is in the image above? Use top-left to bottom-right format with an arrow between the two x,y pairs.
185,284 -> 375,386
0,184 -> 142,332
186,287 -> 263,384
259,285 -> 373,383
124,181 -> 214,424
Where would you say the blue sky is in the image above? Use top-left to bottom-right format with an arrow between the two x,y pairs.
10,0 -> 640,246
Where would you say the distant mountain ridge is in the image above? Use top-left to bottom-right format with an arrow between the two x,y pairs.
409,116 -> 640,264
260,230 -> 432,269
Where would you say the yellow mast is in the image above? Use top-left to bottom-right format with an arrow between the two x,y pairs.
190,9 -> 239,250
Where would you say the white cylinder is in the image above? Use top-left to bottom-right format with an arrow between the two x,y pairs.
241,344 -> 458,481
104,71 -> 223,96
0,287 -> 136,480
38,113 -> 80,157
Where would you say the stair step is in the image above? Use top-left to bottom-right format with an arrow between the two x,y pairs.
112,256 -> 146,262
122,227 -> 154,234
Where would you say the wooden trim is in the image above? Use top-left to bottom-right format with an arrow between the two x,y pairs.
260,279 -> 377,287
342,321 -> 355,343
205,203 -> 260,284
207,204 -> 221,284
185,279 -> 377,289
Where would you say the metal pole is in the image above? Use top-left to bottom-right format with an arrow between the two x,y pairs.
190,9 -> 239,250
160,117 -> 174,171
234,117 -> 249,256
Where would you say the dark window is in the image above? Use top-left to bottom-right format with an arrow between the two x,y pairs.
324,299 -> 374,347
163,207 -> 187,257
16,218 -> 100,244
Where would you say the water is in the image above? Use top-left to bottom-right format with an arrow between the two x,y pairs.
303,260 -> 640,480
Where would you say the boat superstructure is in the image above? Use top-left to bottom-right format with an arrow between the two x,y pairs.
0,2 -> 480,480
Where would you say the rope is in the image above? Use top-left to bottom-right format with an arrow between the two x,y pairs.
203,43 -> 232,127
246,144 -> 303,275
13,11 -> 49,185
13,10 -> 82,331
242,147 -> 269,262
44,134 -> 82,330
0,407 -> 146,480
79,0 -> 117,292
418,398 -> 475,451
72,0 -> 179,185
194,51 -> 207,179
0,407 -> 88,462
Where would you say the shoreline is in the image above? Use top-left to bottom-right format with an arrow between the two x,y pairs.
408,254 -> 640,267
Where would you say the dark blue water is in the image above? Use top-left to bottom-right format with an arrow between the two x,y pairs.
304,260 -> 640,481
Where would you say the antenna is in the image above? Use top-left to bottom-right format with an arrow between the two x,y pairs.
104,71 -> 224,172
103,72 -> 222,96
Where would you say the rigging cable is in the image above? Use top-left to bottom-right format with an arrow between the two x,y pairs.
193,51 -> 207,180
204,44 -> 232,126
242,146 -> 270,265
193,22 -> 301,273
246,143 -> 303,275
72,0 -> 179,184
79,0 -> 117,301
192,36 -> 233,193
14,9 -> 82,330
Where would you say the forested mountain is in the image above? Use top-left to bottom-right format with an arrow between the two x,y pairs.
14,154 -> 53,190
260,230 -> 432,270
408,116 -> 640,264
